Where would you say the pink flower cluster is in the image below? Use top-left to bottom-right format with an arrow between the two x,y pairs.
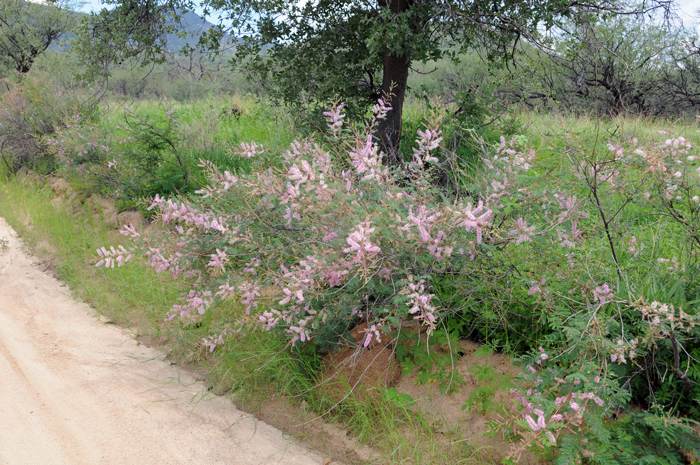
95,245 -> 132,268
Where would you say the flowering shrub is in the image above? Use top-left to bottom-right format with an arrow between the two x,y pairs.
481,132 -> 700,462
110,102 -> 521,348
494,298 -> 700,464
95,100 -> 700,462
45,114 -> 124,196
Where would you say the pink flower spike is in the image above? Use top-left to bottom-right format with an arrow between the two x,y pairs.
537,415 -> 546,430
343,221 -> 381,261
323,103 -> 346,137
234,141 -> 264,158
525,415 -> 541,431
457,201 -> 493,243
593,283 -> 614,305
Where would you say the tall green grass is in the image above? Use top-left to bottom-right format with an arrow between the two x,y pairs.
0,175 -> 184,331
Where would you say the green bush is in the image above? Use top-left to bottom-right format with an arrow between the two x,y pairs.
0,77 -> 92,174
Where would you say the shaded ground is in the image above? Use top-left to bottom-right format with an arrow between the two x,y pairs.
0,216 -> 324,465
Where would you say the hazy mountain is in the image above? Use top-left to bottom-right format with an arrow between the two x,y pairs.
53,9 -> 219,53
165,10 -> 218,52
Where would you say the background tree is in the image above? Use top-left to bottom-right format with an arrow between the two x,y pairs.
75,0 -> 671,163
658,25 -> 700,111
483,9 -> 700,118
514,14 -> 684,116
0,0 -> 80,76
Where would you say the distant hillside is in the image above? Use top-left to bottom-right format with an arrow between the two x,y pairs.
165,10 -> 218,52
54,9 -> 219,53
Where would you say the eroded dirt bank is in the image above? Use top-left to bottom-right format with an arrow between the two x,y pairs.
0,216 -> 323,465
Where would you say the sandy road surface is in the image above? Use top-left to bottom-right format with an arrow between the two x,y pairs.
0,217 -> 323,465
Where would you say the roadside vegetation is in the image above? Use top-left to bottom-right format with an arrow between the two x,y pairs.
1,1 -> 700,463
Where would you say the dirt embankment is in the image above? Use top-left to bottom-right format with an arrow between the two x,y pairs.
0,216 -> 324,465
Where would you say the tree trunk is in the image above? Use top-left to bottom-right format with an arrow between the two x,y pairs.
376,52 -> 410,166
376,0 -> 412,167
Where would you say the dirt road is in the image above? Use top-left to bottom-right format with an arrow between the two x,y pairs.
0,216 -> 323,465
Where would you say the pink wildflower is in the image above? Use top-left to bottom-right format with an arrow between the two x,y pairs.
456,201 -> 493,243
525,415 -> 541,431
323,103 -> 346,137
546,431 -> 557,444
508,217 -> 536,245
234,141 -> 264,158
348,135 -> 386,181
410,125 -> 442,169
207,248 -> 229,273
593,283 -> 614,305
343,221 -> 381,262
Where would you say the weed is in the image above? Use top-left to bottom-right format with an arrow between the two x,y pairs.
462,346 -> 511,416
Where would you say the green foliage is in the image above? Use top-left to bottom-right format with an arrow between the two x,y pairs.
462,346 -> 512,415
45,103 -> 194,202
382,387 -> 416,409
580,411 -> 700,465
43,96 -> 297,207
396,324 -> 464,394
121,104 -> 191,195
71,0 -> 671,156
0,0 -> 79,75
99,54 -> 266,102
504,12 -> 700,117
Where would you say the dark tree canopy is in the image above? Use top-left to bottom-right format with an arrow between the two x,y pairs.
0,0 -> 79,75
75,0 -> 672,162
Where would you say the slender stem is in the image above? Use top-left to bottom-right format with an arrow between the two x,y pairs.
588,179 -> 622,281
670,331 -> 693,397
